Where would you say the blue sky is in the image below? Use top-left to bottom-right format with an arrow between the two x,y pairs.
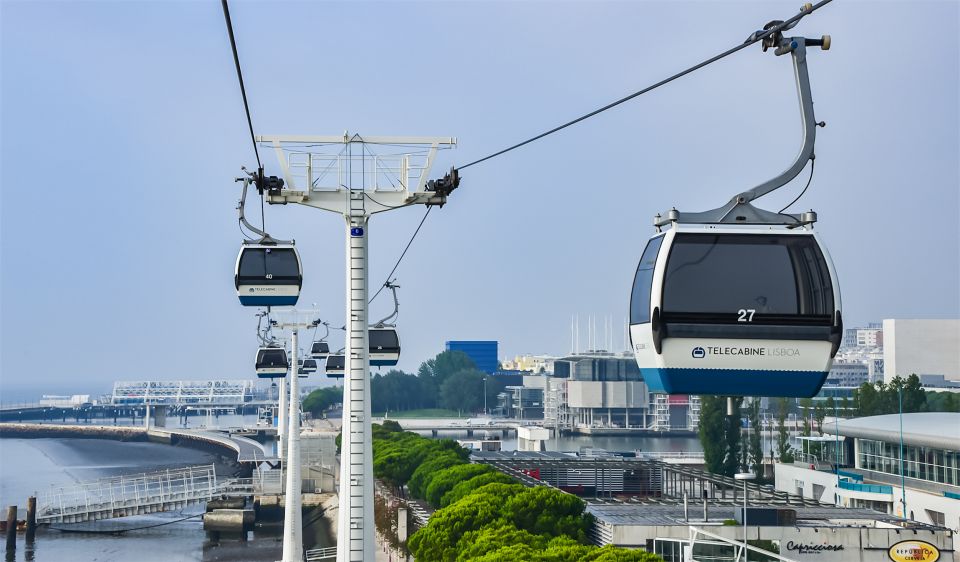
2,1 -> 957,401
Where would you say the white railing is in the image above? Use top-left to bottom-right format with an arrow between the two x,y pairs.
638,451 -> 706,460
36,464 -> 218,523
305,546 -> 337,561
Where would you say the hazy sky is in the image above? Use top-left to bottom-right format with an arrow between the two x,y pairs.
2,1 -> 958,402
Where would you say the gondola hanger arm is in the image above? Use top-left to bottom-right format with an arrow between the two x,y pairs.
235,169 -> 293,245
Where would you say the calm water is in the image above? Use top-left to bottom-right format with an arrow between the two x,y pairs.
0,438 -> 330,562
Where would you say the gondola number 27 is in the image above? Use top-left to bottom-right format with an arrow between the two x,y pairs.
737,309 -> 756,322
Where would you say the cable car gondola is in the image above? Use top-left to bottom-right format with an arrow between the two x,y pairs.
235,243 -> 302,306
325,354 -> 345,378
310,341 -> 330,359
629,32 -> 841,398
233,171 -> 302,307
369,328 -> 400,367
255,347 -> 289,379
369,281 -> 401,367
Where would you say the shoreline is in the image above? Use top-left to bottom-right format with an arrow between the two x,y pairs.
0,422 -> 251,481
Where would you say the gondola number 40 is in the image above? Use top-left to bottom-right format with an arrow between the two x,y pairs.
737,309 -> 756,322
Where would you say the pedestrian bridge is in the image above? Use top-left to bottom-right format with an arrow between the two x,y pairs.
35,464 -> 256,524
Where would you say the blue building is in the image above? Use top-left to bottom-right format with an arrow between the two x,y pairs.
445,340 -> 498,374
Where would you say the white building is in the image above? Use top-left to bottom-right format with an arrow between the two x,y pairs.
824,360 -> 870,388
883,319 -> 960,384
775,412 -> 960,533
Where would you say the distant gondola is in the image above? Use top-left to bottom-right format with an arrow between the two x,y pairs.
255,347 -> 288,379
325,354 -> 345,378
369,328 -> 400,367
310,341 -> 330,359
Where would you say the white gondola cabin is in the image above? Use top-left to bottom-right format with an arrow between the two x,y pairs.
369,328 -> 400,367
235,243 -> 302,307
325,354 -> 345,378
629,224 -> 841,397
255,347 -> 289,379
310,341 -> 330,359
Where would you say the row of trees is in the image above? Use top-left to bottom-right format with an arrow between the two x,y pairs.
699,396 -> 797,479
372,422 -> 662,561
698,374 -> 960,478
302,350 -> 504,416
852,374 -> 959,415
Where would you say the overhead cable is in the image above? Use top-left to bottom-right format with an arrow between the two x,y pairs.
369,207 -> 432,304
221,0 -> 261,171
457,0 -> 834,171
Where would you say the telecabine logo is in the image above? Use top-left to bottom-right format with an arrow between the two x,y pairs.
692,347 -> 706,359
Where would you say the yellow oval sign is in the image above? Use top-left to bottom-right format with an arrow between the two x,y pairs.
889,540 -> 940,562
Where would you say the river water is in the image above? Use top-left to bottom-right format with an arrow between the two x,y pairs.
0,437 -> 331,562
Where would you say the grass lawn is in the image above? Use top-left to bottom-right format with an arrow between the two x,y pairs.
373,408 -> 466,419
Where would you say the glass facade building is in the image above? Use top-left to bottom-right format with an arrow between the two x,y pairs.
858,438 -> 960,487
445,340 -> 499,374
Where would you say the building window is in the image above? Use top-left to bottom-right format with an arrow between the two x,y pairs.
926,510 -> 945,527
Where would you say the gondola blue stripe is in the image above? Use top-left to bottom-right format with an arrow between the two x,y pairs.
239,296 -> 299,306
641,368 -> 828,397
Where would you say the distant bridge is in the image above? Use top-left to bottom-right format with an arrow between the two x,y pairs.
381,418 -> 532,436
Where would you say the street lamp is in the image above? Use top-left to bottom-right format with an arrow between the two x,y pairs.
483,377 -> 488,416
735,472 -> 756,562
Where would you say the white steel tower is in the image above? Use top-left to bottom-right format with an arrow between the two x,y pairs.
257,134 -> 457,561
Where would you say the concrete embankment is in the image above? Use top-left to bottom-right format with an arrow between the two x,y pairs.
0,423 -> 244,472
0,422 -> 148,442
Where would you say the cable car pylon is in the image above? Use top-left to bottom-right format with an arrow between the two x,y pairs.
249,134 -> 458,562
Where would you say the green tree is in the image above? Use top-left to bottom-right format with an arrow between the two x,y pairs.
440,369 -> 487,413
813,401 -> 827,435
424,463 -> 492,507
854,382 -> 878,416
902,374 -> 927,413
419,350 -> 477,386
454,524 -> 550,561
441,471 -> 517,507
746,399 -> 763,479
302,386 -> 343,416
698,395 -> 726,475
408,452 -> 466,499
775,397 -> 794,463
372,370 -> 429,413
722,397 -> 743,477
407,489 -> 508,561
505,486 -> 594,542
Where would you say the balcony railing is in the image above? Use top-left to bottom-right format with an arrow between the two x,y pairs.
837,480 -> 892,494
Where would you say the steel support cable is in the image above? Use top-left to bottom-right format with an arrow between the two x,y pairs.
221,0 -> 260,171
456,0 -> 834,171
367,3 -> 833,306
369,207 -> 432,304
221,0 -> 267,230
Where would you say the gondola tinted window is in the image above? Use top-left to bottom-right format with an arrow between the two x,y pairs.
258,349 -> 288,367
238,248 -> 300,281
662,234 -> 833,321
630,235 -> 664,324
369,330 -> 400,350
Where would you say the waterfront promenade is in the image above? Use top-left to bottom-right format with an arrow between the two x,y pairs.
0,423 -> 277,467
